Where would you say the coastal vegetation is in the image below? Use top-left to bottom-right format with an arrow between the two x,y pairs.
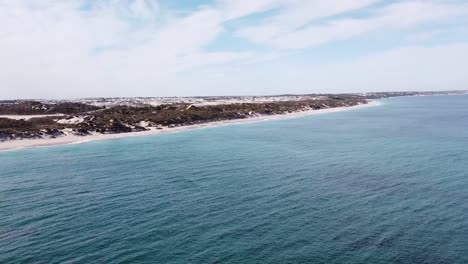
1,91 -> 466,142
0,95 -> 365,141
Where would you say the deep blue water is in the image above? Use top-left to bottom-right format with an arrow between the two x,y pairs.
1,95 -> 468,264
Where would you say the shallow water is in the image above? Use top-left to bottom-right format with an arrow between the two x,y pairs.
1,95 -> 467,263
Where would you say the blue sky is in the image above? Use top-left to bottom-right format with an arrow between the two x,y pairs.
1,0 -> 468,99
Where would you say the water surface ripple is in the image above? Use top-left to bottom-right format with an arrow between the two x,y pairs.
1,96 -> 468,263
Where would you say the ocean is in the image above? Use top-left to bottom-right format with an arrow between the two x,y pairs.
1,95 -> 467,263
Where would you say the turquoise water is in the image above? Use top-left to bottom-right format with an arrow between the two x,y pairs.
1,95 -> 467,263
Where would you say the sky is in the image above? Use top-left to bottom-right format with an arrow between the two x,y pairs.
1,0 -> 468,99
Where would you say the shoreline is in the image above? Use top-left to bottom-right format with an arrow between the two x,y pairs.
0,101 -> 381,152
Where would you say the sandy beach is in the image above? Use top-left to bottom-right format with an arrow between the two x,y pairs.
0,101 -> 381,152
0,114 -> 64,120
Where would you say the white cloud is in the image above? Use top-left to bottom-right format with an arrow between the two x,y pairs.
128,0 -> 159,19
220,0 -> 283,20
0,0 -> 252,98
0,0 -> 467,98
237,1 -> 468,50
236,0 -> 379,45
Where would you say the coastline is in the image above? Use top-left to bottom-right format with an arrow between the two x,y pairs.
0,101 -> 381,152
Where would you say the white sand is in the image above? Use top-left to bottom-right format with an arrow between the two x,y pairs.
0,114 -> 64,120
56,116 -> 85,124
0,101 -> 381,152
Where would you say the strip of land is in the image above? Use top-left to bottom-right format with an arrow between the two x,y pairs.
1,90 -> 466,151
0,101 -> 380,151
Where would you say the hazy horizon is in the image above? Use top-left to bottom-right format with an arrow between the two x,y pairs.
2,89 -> 468,101
2,0 -> 468,99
